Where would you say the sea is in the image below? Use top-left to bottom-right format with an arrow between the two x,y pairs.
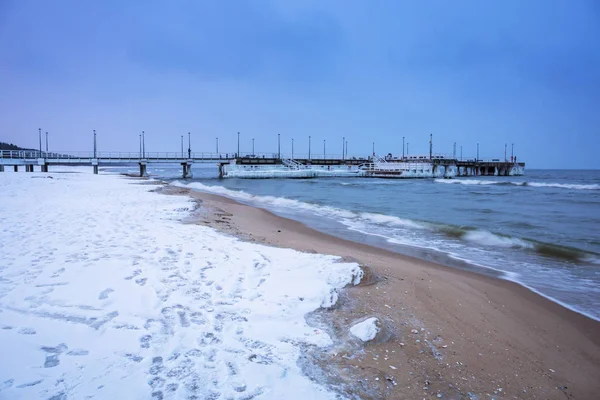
106,165 -> 600,321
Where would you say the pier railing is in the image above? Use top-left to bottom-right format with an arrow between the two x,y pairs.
0,150 -> 232,161
0,150 -> 519,164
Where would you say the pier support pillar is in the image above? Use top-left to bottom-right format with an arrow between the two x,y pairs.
0,165 -> 4,172
182,162 -> 193,179
444,165 -> 456,179
14,165 -> 18,172
139,162 -> 147,177
41,163 -> 48,173
92,159 -> 99,175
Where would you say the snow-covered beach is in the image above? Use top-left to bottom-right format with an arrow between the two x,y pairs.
2,168 -> 600,399
0,169 -> 363,399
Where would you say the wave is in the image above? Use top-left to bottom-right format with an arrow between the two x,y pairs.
439,227 -> 598,263
173,181 -> 422,229
463,230 -> 535,250
526,182 -> 600,190
173,181 -> 598,264
431,223 -> 600,263
435,179 -> 600,190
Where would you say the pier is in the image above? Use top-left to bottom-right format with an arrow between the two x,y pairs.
0,150 -> 525,178
0,150 -> 233,178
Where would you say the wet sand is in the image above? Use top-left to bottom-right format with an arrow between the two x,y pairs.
161,185 -> 600,399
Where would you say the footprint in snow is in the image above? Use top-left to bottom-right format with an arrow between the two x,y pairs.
98,288 -> 114,300
140,335 -> 152,349
124,269 -> 142,280
135,278 -> 148,286
17,327 -> 36,335
41,344 -> 68,354
66,349 -> 89,356
149,357 -> 164,375
51,268 -> 65,278
1,379 -> 14,390
44,355 -> 60,368
15,379 -> 43,389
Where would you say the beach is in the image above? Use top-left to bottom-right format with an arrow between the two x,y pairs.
0,170 -> 598,399
168,185 -> 600,399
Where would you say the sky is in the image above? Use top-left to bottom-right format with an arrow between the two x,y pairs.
1,0 -> 599,168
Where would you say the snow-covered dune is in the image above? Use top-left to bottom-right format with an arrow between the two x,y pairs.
0,169 -> 362,399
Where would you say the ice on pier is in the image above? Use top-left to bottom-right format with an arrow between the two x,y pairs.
0,168 -> 362,399
223,164 -> 362,179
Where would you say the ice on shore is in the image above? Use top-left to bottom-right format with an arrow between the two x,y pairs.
0,168 -> 362,399
349,317 -> 380,342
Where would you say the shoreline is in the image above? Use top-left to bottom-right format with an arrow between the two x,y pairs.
166,176 -> 600,323
160,183 -> 600,399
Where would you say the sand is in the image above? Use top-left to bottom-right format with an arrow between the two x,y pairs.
161,185 -> 600,399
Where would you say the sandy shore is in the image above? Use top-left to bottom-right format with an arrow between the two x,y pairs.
160,184 -> 600,399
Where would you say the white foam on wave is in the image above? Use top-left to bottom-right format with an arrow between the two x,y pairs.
435,179 -> 600,190
527,182 -> 600,190
463,230 -> 535,249
175,181 -> 425,230
358,212 -> 424,229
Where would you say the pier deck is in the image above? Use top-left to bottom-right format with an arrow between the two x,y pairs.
1,150 -> 525,178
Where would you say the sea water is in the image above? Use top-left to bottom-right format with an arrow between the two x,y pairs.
105,165 -> 600,320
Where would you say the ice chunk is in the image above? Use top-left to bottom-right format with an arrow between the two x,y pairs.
350,317 -> 380,342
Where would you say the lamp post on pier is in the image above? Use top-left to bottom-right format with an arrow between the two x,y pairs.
93,130 -> 98,175
291,138 -> 294,159
460,145 -> 463,161
402,136 -> 405,160
237,132 -> 240,157
429,133 -> 433,160
323,139 -> 326,159
181,135 -> 184,158
453,142 -> 456,159
372,141 -> 375,156
308,135 -> 311,160
252,138 -> 255,156
38,128 -> 42,157
406,142 -> 409,156
216,137 -> 219,155
45,132 -> 49,157
278,134 -> 281,159
476,143 -> 479,162
342,137 -> 345,160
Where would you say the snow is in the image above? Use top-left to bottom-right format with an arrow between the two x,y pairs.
349,317 -> 380,342
0,168 -> 363,399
